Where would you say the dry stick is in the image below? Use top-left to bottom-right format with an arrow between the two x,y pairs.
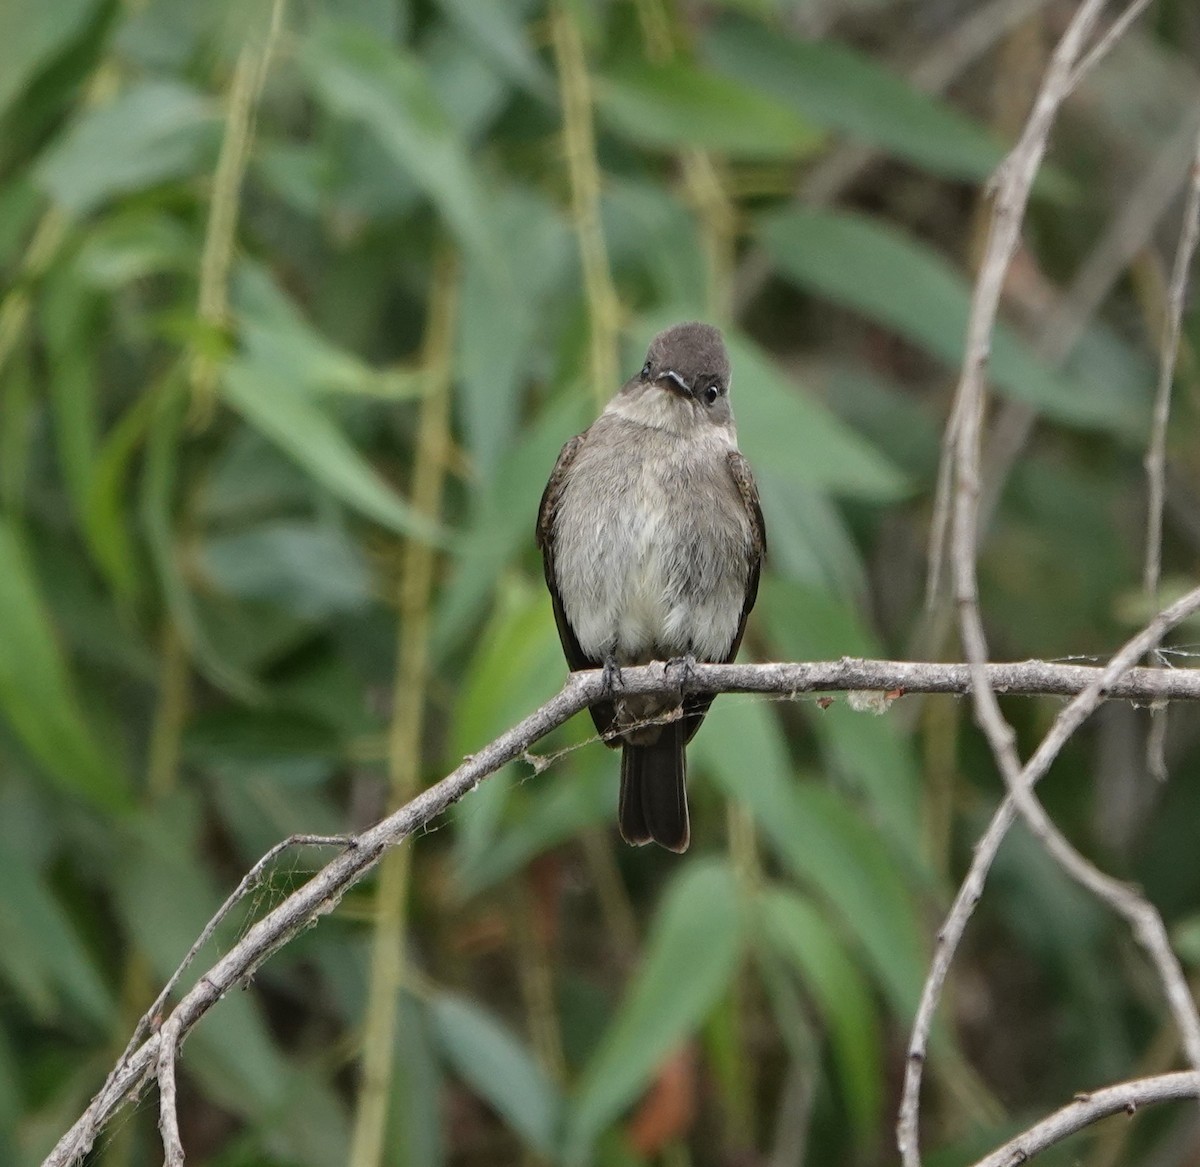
970,1072 -> 1200,1167
121,834 -> 352,1066
902,2 -> 1200,1166
1065,0 -> 1155,91
898,592 -> 1200,1166
39,659 -> 1200,1167
977,113 -> 1200,549
1141,127 -> 1200,779
923,0 -> 1159,610
156,1021 -> 184,1167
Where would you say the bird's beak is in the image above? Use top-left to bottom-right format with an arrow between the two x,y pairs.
656,369 -> 692,397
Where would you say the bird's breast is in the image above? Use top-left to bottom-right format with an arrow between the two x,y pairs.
552,425 -> 751,664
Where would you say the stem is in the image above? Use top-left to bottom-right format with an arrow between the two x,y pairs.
551,1 -> 621,406
188,0 -> 286,424
347,251 -> 458,1167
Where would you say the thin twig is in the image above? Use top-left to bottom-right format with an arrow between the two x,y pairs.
1066,0 -> 1156,92
924,0 -> 1167,611
900,590 -> 1200,1167
40,657 -> 1200,1165
116,834 -> 352,1072
39,654 -> 1200,1167
156,1020 -> 185,1167
907,2 -> 1165,1164
904,2 -> 1200,1166
1143,131 -> 1200,616
970,1072 -> 1199,1167
1140,129 -> 1200,779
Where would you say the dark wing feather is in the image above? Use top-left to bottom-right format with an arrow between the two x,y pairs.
683,449 -> 767,744
537,432 -> 618,743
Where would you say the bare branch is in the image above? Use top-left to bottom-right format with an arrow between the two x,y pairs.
924,0 -> 1170,612
40,652 -> 1200,1167
157,1020 -> 185,1167
907,3 -> 1200,1167
971,1073 -> 1200,1167
1141,126 -> 1200,778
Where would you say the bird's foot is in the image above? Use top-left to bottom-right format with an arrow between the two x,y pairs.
665,653 -> 698,696
601,655 -> 625,696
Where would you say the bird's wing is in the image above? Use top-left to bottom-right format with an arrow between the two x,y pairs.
537,432 -> 619,743
683,449 -> 766,744
722,448 -> 767,664
536,432 -> 592,672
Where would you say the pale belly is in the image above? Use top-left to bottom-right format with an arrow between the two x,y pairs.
553,446 -> 751,664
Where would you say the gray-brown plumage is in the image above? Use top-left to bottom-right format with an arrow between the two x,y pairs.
536,322 -> 766,852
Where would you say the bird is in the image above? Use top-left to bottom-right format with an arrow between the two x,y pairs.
536,322 -> 766,852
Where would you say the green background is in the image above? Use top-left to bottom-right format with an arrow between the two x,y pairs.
2,0 -> 1200,1164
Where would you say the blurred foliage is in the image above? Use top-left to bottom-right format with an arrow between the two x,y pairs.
2,0 -> 1200,1165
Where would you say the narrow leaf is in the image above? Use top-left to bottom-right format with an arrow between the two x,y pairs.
705,16 -> 1004,180
221,361 -> 440,542
301,22 -> 498,266
432,993 -> 563,1156
566,859 -> 745,1162
0,0 -> 100,120
758,208 -> 1144,436
597,62 -> 823,158
37,81 -> 218,214
759,886 -> 883,1141
0,520 -> 129,809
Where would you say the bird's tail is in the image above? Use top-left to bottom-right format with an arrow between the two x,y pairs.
619,721 -> 690,852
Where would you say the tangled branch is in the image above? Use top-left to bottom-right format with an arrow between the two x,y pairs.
41,653 -> 1200,1167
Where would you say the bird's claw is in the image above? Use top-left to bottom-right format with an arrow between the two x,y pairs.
601,656 -> 625,696
665,653 -> 698,694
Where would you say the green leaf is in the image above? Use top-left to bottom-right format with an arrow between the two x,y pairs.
432,0 -> 550,96
456,763 -> 611,896
729,331 -> 908,501
756,472 -> 867,596
301,21 -> 498,266
432,390 -> 592,662
76,211 -> 197,287
36,80 -> 219,214
233,263 -> 424,400
0,520 -> 129,809
759,886 -> 883,1143
201,521 -> 372,619
0,0 -> 100,120
565,859 -> 746,1162
758,577 -> 922,847
221,360 -> 441,542
704,16 -> 1005,180
83,388 -> 157,601
1174,913 -> 1200,966
456,186 -> 572,486
451,578 -> 570,882
693,698 -> 926,1021
0,837 -> 114,1026
141,380 -> 260,698
758,208 -> 1145,435
596,61 -> 824,158
431,993 -> 563,1156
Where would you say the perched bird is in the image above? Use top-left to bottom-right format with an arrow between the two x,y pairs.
536,322 -> 766,852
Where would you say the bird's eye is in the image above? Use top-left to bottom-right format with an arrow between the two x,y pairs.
641,362 -> 651,379
703,385 -> 720,406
